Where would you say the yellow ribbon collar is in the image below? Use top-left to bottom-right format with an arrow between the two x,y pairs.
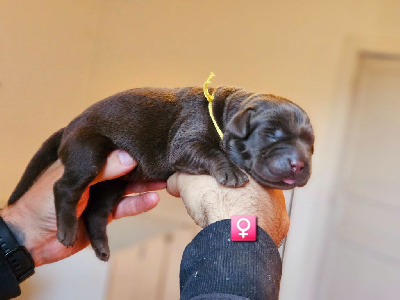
203,72 -> 224,139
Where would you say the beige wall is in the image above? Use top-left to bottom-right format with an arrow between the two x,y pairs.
1,1 -> 400,299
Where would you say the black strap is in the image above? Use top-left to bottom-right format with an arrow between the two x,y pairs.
0,249 -> 21,299
0,217 -> 35,283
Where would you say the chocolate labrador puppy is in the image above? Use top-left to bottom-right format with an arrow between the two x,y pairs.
8,86 -> 314,261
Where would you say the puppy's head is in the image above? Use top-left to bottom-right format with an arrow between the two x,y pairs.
224,94 -> 314,189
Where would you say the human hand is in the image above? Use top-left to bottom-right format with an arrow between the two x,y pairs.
0,150 -> 166,267
167,173 -> 289,246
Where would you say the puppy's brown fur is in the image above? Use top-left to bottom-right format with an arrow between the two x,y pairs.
8,86 -> 314,261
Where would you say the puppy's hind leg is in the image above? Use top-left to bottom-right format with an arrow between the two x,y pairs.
54,129 -> 115,247
82,178 -> 128,261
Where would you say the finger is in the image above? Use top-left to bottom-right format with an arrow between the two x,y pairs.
166,173 -> 181,197
93,150 -> 137,184
125,181 -> 167,194
113,192 -> 160,220
167,173 -> 216,198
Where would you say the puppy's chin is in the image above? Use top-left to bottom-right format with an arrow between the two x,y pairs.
248,168 -> 310,190
246,159 -> 310,190
249,171 -> 294,190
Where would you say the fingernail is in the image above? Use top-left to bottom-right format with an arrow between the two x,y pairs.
145,192 -> 159,208
118,150 -> 134,166
146,192 -> 158,201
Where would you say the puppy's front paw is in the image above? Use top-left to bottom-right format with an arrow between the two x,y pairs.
213,163 -> 249,187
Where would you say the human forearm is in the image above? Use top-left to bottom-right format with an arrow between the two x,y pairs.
180,220 -> 282,300
167,173 -> 289,246
167,172 -> 289,299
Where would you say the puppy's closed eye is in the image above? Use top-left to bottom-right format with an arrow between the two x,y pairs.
259,128 -> 285,144
267,129 -> 286,140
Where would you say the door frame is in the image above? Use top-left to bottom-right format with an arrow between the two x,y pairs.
280,35 -> 400,300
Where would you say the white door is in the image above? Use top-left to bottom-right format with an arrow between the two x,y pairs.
318,56 -> 400,299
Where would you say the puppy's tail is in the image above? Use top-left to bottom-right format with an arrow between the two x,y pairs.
8,128 -> 65,205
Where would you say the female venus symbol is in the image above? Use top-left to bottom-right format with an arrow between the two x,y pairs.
237,218 -> 251,238
231,215 -> 257,241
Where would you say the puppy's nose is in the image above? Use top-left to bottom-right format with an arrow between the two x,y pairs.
290,159 -> 305,174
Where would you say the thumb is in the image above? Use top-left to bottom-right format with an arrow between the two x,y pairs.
94,150 -> 137,184
166,173 -> 181,197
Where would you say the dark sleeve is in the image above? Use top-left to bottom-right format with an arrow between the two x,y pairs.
180,220 -> 282,300
0,250 -> 21,300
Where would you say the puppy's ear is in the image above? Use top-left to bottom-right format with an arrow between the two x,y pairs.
226,108 -> 254,138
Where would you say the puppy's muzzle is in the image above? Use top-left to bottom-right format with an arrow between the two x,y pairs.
253,143 -> 311,189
